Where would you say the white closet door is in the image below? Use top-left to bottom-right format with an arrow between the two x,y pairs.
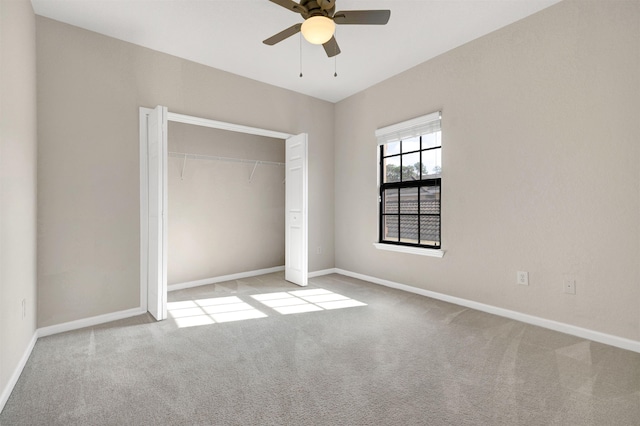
285,133 -> 308,287
147,106 -> 168,320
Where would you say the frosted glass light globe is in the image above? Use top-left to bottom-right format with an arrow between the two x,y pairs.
301,16 -> 335,45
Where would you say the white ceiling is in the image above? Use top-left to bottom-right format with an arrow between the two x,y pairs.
31,0 -> 561,103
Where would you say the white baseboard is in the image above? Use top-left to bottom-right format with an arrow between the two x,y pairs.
308,268 -> 337,278
334,268 -> 640,354
0,332 -> 37,413
168,266 -> 285,292
37,307 -> 147,338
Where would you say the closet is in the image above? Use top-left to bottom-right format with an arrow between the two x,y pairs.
167,121 -> 285,286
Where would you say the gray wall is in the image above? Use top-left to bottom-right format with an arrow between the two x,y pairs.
167,123 -> 285,284
334,0 -> 640,341
36,17 -> 335,327
0,0 -> 38,404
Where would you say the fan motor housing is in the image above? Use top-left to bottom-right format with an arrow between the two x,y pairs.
300,0 -> 336,18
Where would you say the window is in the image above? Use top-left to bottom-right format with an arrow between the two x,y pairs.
376,112 -> 442,250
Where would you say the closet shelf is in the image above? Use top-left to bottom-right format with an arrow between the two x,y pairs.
169,151 -> 284,167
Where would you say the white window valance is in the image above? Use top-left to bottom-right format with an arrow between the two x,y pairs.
375,111 -> 441,145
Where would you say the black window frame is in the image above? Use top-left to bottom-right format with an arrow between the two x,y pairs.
378,135 -> 442,249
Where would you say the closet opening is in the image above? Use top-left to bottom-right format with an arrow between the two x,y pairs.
140,107 -> 308,321
167,122 -> 286,290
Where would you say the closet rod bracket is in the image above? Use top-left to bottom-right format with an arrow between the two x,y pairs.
249,161 -> 259,183
180,153 -> 187,180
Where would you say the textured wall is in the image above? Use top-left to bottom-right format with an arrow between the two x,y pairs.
36,17 -> 335,327
0,0 -> 38,405
167,123 -> 285,284
334,0 -> 640,341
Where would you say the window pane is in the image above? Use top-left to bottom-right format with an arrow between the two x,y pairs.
421,147 -> 441,177
419,186 -> 440,214
384,141 -> 400,156
383,189 -> 398,214
383,215 -> 399,241
399,215 -> 419,244
402,137 -> 420,153
415,161 -> 428,179
420,215 -> 440,246
422,131 -> 441,150
383,156 -> 401,183
401,152 -> 420,181
399,187 -> 418,214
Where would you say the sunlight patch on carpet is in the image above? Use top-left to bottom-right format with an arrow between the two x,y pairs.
168,297 -> 267,328
252,289 -> 366,314
168,288 -> 366,328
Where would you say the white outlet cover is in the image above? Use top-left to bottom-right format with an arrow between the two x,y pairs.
517,271 -> 529,285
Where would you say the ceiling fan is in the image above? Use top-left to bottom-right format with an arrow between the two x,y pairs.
263,0 -> 391,57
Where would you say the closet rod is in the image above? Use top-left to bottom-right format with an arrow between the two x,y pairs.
168,151 -> 285,167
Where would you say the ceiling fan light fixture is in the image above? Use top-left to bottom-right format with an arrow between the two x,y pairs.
301,16 -> 335,45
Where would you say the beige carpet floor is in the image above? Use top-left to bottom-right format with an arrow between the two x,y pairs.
1,272 -> 639,425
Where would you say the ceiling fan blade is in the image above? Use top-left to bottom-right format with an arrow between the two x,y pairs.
263,23 -> 302,45
322,36 -> 341,57
334,10 -> 391,25
268,0 -> 307,14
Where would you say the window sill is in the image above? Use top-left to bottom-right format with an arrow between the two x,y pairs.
373,243 -> 445,258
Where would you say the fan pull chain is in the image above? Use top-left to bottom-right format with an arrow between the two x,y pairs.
334,27 -> 338,77
299,32 -> 303,78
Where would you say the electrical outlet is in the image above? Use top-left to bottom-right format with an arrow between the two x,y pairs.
22,299 -> 26,319
564,278 -> 576,294
316,246 -> 322,255
517,271 -> 529,285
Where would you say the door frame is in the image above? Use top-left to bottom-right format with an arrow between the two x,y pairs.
139,107 -> 307,318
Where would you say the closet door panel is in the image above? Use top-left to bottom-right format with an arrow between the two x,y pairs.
285,133 -> 308,286
147,105 -> 168,320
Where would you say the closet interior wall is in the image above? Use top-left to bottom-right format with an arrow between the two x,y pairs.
167,122 -> 285,285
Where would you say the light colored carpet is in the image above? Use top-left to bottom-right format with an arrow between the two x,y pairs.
1,272 -> 639,425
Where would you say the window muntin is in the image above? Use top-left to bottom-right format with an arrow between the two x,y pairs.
378,115 -> 441,249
